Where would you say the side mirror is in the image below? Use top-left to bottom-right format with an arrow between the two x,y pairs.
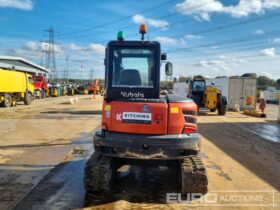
161,53 -> 167,61
165,62 -> 173,76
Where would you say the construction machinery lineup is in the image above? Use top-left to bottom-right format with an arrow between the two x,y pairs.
84,25 -> 208,202
0,68 -> 103,107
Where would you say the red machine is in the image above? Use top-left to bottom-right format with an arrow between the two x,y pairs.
34,76 -> 48,99
84,25 -> 208,199
87,79 -> 100,94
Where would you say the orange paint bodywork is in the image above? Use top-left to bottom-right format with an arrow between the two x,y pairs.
102,100 -> 197,135
168,102 -> 197,134
102,101 -> 167,134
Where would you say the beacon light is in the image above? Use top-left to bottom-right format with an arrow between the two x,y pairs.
117,31 -> 124,41
139,24 -> 147,34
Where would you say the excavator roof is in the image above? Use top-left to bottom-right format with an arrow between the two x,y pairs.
107,40 -> 160,48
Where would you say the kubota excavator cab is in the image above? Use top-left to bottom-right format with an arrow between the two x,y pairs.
84,25 -> 208,202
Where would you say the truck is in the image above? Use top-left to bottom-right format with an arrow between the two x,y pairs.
0,68 -> 34,107
84,25 -> 208,202
34,76 -> 48,99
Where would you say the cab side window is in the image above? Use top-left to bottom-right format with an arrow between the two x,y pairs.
28,76 -> 34,84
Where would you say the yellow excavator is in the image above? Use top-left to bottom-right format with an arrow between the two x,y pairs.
188,75 -> 227,115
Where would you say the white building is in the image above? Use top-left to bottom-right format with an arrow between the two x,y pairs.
0,56 -> 49,78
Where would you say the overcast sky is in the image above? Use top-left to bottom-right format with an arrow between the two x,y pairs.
0,0 -> 280,80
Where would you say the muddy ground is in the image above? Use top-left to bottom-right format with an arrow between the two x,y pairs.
0,97 -> 279,210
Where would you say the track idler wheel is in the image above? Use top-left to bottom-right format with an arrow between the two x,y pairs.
84,153 -> 116,194
180,156 -> 208,195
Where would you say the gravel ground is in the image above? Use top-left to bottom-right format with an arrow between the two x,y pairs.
0,96 -> 279,210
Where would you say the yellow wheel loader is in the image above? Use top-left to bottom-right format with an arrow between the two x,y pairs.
189,76 -> 227,115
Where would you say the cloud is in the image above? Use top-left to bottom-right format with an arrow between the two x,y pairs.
193,55 -> 247,72
210,45 -> 219,49
21,41 -> 40,51
179,38 -> 187,45
194,60 -> 209,67
1,41 -> 107,79
175,0 -> 280,21
0,0 -> 33,10
68,43 -> 105,54
5,41 -> 105,62
260,48 -> 276,56
87,43 -> 105,54
7,41 -> 63,59
195,59 -> 232,72
155,36 -> 177,44
272,38 -> 280,44
194,59 -> 224,67
132,14 -> 169,29
184,34 -> 203,40
68,43 -> 82,51
253,29 -> 264,35
41,42 -> 63,54
219,55 -> 227,60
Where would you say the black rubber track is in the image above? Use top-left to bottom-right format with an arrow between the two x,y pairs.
180,156 -> 208,195
84,153 -> 116,194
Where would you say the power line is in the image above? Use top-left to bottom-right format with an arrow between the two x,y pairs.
168,29 -> 280,53
59,0 -> 177,37
58,9 -> 181,40
127,1 -> 263,38
171,12 -> 280,39
58,0 -> 220,40
177,53 -> 280,64
171,38 -> 279,59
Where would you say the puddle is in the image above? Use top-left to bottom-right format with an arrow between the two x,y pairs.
8,131 -> 94,210
243,123 -> 280,143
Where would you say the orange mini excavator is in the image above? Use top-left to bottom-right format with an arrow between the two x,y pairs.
84,25 -> 208,198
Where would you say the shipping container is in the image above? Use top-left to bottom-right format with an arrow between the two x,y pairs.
173,82 -> 189,98
206,77 -> 257,110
